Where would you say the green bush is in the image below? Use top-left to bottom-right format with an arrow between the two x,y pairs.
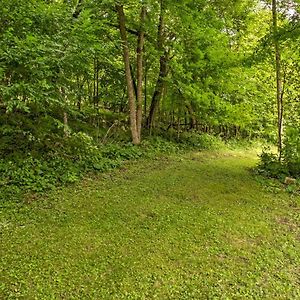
100,143 -> 143,160
286,161 -> 300,178
0,130 -> 231,201
282,127 -> 300,177
257,151 -> 300,179
179,132 -> 225,150
141,137 -> 181,155
0,132 -> 120,197
257,126 -> 300,179
257,152 -> 288,178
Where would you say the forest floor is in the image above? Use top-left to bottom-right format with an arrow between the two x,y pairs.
1,150 -> 300,299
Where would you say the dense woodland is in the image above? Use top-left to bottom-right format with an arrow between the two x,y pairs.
0,0 -> 300,194
1,2 -> 300,298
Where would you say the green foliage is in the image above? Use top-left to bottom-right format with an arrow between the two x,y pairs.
0,129 -> 229,200
141,137 -> 182,155
0,0 -> 299,197
283,127 -> 300,177
0,131 -> 120,197
257,150 -> 300,179
100,143 -> 143,160
179,132 -> 225,150
257,152 -> 288,178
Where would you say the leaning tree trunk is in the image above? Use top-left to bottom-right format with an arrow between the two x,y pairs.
146,0 -> 167,130
272,0 -> 284,161
147,53 -> 168,130
116,4 -> 140,145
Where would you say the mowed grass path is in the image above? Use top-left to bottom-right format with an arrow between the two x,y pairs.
1,151 -> 299,299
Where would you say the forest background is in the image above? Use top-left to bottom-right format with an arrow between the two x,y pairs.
0,0 -> 299,198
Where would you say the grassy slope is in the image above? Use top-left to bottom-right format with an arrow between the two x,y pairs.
1,150 -> 299,299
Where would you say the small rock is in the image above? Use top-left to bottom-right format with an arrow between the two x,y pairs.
284,177 -> 297,185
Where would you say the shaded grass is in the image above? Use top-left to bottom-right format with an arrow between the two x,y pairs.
1,150 -> 300,299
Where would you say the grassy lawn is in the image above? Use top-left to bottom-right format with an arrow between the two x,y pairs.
1,150 -> 299,299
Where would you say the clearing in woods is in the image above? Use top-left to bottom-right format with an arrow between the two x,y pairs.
1,150 -> 299,299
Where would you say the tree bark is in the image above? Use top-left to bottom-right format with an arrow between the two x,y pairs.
272,0 -> 284,161
116,4 -> 140,145
146,0 -> 168,129
130,64 -> 138,99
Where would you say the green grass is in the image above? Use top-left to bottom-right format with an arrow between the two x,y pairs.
1,150 -> 299,299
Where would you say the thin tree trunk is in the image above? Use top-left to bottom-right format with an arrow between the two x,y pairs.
130,64 -> 138,99
59,87 -> 70,137
146,0 -> 168,129
144,58 -> 147,116
136,6 -> 146,140
63,112 -> 70,137
120,88 -> 126,113
116,4 -> 139,145
146,58 -> 168,129
272,0 -> 284,161
76,76 -> 85,111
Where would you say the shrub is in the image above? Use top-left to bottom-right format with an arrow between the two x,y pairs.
257,150 -> 300,179
282,127 -> 300,177
179,132 -> 225,150
257,152 -> 288,178
1,130 -> 230,200
257,126 -> 300,179
100,143 -> 143,160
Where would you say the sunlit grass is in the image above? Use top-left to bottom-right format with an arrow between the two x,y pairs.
1,150 -> 299,299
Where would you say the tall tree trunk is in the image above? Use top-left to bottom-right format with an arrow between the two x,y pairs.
272,0 -> 284,161
146,0 -> 168,129
116,4 -> 139,145
136,6 -> 146,140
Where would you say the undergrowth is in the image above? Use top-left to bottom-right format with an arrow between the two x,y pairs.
0,132 -> 225,201
255,152 -> 300,195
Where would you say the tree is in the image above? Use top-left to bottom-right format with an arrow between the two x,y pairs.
272,0 -> 284,161
146,0 -> 168,130
116,3 -> 146,144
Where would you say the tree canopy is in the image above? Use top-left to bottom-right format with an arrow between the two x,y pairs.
0,0 -> 299,183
